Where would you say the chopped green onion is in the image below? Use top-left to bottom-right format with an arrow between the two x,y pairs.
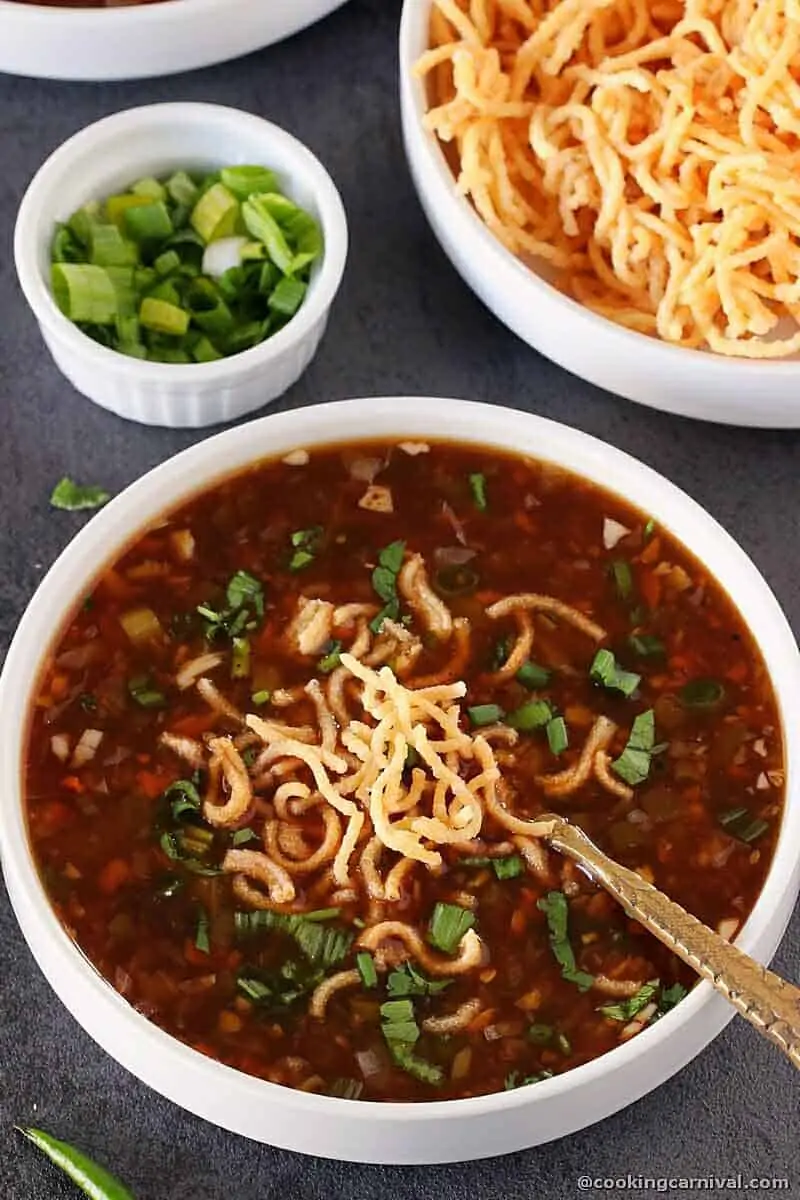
132,176 -> 166,201
643,518 -> 656,541
52,263 -> 118,325
380,999 -> 420,1045
219,165 -> 278,199
554,1032 -> 572,1056
166,170 -> 199,207
317,640 -> 343,673
468,472 -> 488,511
680,678 -> 725,710
719,806 -> 769,843
154,248 -> 181,277
370,540 -> 406,632
124,200 -> 174,243
493,854 -> 524,880
139,296 -> 190,337
49,477 -> 110,511
191,183 -> 239,242
467,703 -> 505,728
303,908 -> 342,923
192,336 -> 223,363
507,699 -> 553,731
356,952 -> 379,989
290,549 -> 314,571
159,831 -> 222,877
628,633 -> 665,658
90,223 -> 139,267
516,660 -> 551,689
599,979 -> 659,1021
386,962 -> 451,997
657,981 -> 687,1015
231,636 -> 251,679
589,648 -> 641,698
163,779 -> 202,821
537,890 -> 593,992
612,709 -> 657,786
268,276 -> 307,317
227,570 -> 264,616
230,827 -> 259,847
251,689 -> 271,707
546,716 -> 569,756
128,675 -> 167,709
504,1069 -> 554,1090
527,1023 -> 554,1044
427,902 -> 475,955
242,194 -> 294,274
195,906 -> 211,954
390,1045 -> 444,1086
234,909 -> 352,968
610,559 -> 634,601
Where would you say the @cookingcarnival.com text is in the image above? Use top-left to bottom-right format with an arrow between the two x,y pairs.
576,1175 -> 791,1193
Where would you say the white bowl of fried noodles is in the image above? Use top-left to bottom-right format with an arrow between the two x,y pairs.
400,0 -> 800,428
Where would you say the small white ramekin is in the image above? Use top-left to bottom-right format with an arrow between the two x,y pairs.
14,103 -> 348,429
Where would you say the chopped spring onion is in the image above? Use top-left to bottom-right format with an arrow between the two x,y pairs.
50,167 -> 321,364
506,699 -> 553,731
610,559 -> 634,601
643,518 -> 656,541
236,960 -> 322,1012
289,526 -> 323,572
537,890 -> 593,992
317,640 -> 343,673
628,633 -> 665,658
159,830 -> 222,877
516,659 -> 551,689
612,709 -> 657,786
657,982 -> 688,1015
468,471 -> 488,512
390,1045 -> 444,1086
427,902 -> 475,955
492,854 -> 524,880
163,778 -> 202,821
231,636 -> 251,679
195,906 -> 211,954
680,678 -> 726,710
51,263 -> 118,325
370,540 -> 406,632
234,909 -> 352,968
227,570 -> 264,617
230,827 -> 259,847
504,1069 -> 554,1090
599,980 -> 660,1021
50,477 -> 111,512
527,1023 -> 555,1044
589,648 -> 641,698
467,703 -> 504,728
386,962 -> 451,998
128,675 -> 167,709
546,716 -> 569,757
719,806 -> 769,843
460,854 -> 523,881
554,1032 -> 571,1056
380,999 -> 420,1045
356,952 -> 379,989
251,689 -> 271,707
302,908 -> 342,922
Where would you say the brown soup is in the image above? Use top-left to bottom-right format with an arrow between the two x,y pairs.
24,440 -> 783,1101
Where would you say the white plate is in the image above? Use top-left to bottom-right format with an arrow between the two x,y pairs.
0,0 -> 349,82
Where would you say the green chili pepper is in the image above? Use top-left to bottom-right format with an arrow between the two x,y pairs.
16,1127 -> 136,1200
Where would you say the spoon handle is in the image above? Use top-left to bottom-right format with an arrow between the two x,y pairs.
546,817 -> 800,1069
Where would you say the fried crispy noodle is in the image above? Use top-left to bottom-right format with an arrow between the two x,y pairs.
286,597 -> 334,656
487,593 -> 606,641
592,973 -> 646,997
197,676 -> 243,723
594,748 -> 634,800
418,0 -> 800,358
222,848 -> 296,906
398,553 -> 454,638
406,617 -> 471,688
272,781 -> 318,820
264,807 -> 342,874
309,969 -> 362,1019
159,731 -> 205,769
203,737 -> 253,827
537,714 -> 617,795
422,997 -> 484,1033
486,609 -> 534,682
357,921 -> 485,975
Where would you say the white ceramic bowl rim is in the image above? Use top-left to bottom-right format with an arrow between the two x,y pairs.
13,103 -> 348,383
2,397 -> 799,1153
398,1 -> 800,378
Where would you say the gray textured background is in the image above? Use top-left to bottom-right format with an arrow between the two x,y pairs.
0,2 -> 798,1197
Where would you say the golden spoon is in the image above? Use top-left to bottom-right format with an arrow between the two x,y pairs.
540,814 -> 800,1070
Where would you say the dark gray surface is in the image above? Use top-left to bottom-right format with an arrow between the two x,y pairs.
0,2 -> 798,1196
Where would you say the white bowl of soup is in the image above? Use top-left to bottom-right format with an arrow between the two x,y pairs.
0,0 -> 350,82
1,396 -> 798,1163
399,1 -> 800,429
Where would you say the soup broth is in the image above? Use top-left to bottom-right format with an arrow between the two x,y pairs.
24,440 -> 783,1101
